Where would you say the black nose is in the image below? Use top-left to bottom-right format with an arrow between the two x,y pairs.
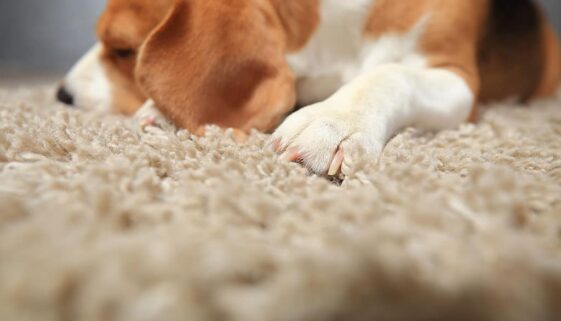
56,86 -> 74,106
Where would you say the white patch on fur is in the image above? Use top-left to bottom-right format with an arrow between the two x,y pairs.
63,44 -> 112,110
359,17 -> 429,71
276,6 -> 474,175
286,0 -> 375,105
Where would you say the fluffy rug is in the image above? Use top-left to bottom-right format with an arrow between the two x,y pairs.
1,84 -> 561,321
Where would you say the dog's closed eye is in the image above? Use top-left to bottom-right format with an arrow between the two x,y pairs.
111,48 -> 135,59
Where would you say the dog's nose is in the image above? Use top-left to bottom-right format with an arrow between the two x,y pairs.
56,86 -> 74,106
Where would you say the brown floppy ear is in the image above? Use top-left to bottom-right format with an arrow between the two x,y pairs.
136,0 -> 296,135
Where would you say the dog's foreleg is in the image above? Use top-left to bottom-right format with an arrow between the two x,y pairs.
272,64 -> 474,175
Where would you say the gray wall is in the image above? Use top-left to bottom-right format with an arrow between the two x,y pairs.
0,0 -> 560,74
0,0 -> 104,73
545,0 -> 561,32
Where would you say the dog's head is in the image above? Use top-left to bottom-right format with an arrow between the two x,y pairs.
59,0 -> 318,133
57,0 -> 173,115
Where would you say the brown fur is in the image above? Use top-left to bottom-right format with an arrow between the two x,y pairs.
136,0 -> 296,135
96,0 -> 173,114
478,0 -> 552,102
270,0 -> 320,52
365,0 -> 561,121
95,0 -> 560,129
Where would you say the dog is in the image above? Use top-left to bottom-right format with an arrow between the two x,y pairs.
58,0 -> 561,176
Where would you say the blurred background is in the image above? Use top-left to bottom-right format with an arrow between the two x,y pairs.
0,0 -> 560,77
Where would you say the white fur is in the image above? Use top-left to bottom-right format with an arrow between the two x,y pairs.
287,0 -> 375,105
63,44 -> 112,110
275,1 -> 474,175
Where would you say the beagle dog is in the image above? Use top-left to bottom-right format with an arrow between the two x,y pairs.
58,0 -> 561,176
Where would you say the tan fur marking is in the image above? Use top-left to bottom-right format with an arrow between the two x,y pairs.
100,47 -> 147,115
270,0 -> 320,52
364,0 -> 433,36
365,0 -> 485,121
364,0 -> 561,121
96,0 -> 173,114
137,0 -> 296,134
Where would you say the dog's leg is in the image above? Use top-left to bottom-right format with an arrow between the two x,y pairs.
272,64 -> 474,175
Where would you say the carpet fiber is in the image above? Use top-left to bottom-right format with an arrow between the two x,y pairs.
1,85 -> 561,321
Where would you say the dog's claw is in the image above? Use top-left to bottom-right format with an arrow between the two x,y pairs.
139,115 -> 159,132
282,147 -> 302,162
134,99 -> 176,134
328,147 -> 344,176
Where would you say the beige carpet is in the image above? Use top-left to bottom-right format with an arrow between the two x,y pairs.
1,84 -> 561,321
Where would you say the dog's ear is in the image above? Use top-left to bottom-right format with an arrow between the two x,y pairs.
136,0 -> 296,135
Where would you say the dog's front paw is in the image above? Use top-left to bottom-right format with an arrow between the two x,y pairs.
271,101 -> 384,176
134,100 -> 175,133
